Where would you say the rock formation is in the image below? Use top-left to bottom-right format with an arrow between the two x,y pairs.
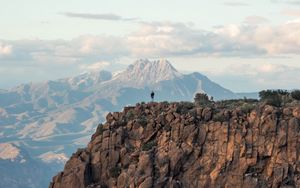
50,101 -> 300,188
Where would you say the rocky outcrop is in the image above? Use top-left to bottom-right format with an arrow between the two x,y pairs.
50,101 -> 300,188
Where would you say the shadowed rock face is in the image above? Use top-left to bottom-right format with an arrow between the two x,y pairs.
49,102 -> 300,188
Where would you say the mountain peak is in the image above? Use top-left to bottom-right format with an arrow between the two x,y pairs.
131,58 -> 177,71
120,59 -> 182,86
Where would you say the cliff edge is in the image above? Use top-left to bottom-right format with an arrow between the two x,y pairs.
49,100 -> 300,188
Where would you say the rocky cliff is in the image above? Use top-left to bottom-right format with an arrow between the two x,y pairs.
49,100 -> 300,188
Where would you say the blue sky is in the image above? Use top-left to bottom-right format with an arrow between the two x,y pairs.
1,0 -> 300,92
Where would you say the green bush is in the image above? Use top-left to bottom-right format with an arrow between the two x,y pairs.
180,101 -> 194,109
259,90 -> 286,107
161,101 -> 169,105
241,103 -> 256,114
265,96 -> 282,107
212,113 -> 227,122
194,93 -> 211,106
141,141 -> 157,151
137,116 -> 148,127
259,90 -> 288,100
125,110 -> 135,120
96,124 -> 105,135
291,90 -> 300,101
109,166 -> 121,178
176,102 -> 194,114
217,99 -> 244,109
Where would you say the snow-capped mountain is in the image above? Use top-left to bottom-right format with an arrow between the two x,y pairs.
1,58 -> 237,142
0,59 -> 237,188
0,58 -> 238,143
65,70 -> 112,89
115,59 -> 182,86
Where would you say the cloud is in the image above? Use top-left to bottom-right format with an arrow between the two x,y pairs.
126,21 -> 300,57
258,64 -> 284,73
80,61 -> 111,71
126,22 -> 266,58
1,20 -> 300,67
209,62 -> 300,91
228,63 -> 289,75
214,21 -> 300,55
62,12 -> 137,21
282,9 -> 300,17
0,20 -> 300,76
223,1 -> 249,6
272,0 -> 300,5
0,43 -> 12,56
243,16 -> 269,25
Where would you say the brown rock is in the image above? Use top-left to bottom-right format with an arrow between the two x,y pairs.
106,112 -> 114,122
50,101 -> 300,188
283,107 -> 292,116
138,177 -> 153,188
202,107 -> 212,121
292,107 -> 300,119
166,113 -> 175,123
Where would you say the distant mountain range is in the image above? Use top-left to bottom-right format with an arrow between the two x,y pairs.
0,59 -> 254,187
0,143 -> 58,188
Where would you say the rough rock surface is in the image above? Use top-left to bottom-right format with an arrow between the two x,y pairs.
50,101 -> 300,188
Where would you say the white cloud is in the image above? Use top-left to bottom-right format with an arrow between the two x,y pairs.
126,22 -> 266,57
282,9 -> 300,17
215,24 -> 241,37
258,64 -> 281,73
208,62 -> 300,91
62,12 -> 137,21
272,0 -> 300,5
0,43 -> 12,56
80,61 -> 111,71
214,21 -> 300,55
243,16 -> 269,25
126,22 -> 204,57
223,1 -> 249,6
1,20 -> 299,65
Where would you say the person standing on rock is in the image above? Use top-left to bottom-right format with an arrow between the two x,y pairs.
151,91 -> 155,102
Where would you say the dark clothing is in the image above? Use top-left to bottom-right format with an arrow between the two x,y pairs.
151,91 -> 155,100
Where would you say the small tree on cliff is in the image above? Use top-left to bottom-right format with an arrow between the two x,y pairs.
259,90 -> 287,107
291,90 -> 300,101
194,93 -> 211,106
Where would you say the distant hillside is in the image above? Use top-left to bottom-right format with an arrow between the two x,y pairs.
0,143 -> 57,188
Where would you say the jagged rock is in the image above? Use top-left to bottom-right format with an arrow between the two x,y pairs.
50,102 -> 300,188
292,107 -> 300,119
106,112 -> 114,123
202,107 -> 212,121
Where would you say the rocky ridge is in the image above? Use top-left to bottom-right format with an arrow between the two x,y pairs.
50,100 -> 300,188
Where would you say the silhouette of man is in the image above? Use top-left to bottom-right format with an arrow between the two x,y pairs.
151,91 -> 155,101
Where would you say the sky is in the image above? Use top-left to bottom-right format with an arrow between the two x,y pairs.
0,0 -> 300,92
